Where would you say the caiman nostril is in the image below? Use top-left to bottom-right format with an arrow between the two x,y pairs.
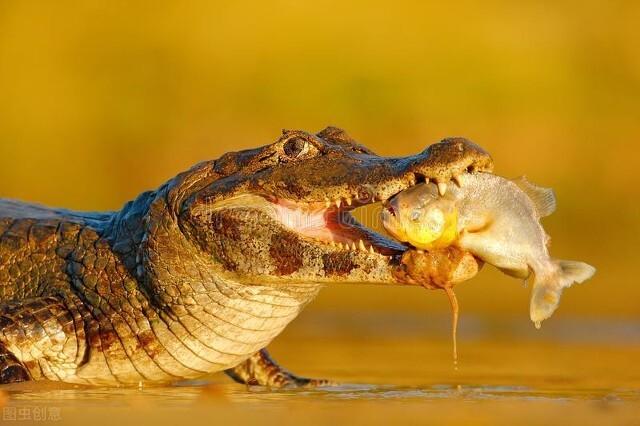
357,188 -> 372,203
413,172 -> 429,185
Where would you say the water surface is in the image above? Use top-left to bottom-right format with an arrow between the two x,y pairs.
2,314 -> 639,425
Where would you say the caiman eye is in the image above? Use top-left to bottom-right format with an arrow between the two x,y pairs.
283,137 -> 310,159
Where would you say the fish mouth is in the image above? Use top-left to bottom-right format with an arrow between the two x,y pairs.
266,170 -> 473,257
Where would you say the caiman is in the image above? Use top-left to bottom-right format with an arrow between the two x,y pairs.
0,127 -> 491,387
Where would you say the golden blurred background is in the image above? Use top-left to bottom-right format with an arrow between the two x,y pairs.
0,0 -> 638,323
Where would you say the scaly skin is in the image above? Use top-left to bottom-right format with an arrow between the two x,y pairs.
0,127 -> 492,386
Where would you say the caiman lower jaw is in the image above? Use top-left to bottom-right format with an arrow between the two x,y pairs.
269,170 -> 476,258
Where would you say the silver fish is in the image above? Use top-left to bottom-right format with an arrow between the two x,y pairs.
382,173 -> 596,327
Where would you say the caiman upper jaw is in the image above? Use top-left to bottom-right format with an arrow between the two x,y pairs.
311,136 -> 492,206
375,136 -> 493,203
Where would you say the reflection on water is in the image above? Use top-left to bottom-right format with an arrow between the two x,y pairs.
5,382 -> 638,406
3,381 -> 639,426
2,315 -> 639,425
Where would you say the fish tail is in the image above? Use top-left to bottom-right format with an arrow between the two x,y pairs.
530,260 -> 596,327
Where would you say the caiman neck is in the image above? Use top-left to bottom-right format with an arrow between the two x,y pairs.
102,189 -> 158,275
101,186 -> 320,375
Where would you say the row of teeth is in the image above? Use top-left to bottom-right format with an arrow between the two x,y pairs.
405,173 -> 467,197
324,197 -> 353,209
322,172 -> 468,209
330,239 -> 376,254
310,237 -> 393,258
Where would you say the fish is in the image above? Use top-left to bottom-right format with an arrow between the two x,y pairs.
382,172 -> 596,327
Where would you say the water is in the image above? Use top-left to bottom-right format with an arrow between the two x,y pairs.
2,314 -> 639,425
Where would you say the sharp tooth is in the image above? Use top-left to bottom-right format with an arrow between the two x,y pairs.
437,182 -> 447,196
358,240 -> 366,251
325,200 -> 332,208
329,241 -> 336,247
335,199 -> 342,208
346,197 -> 352,206
350,242 -> 357,251
337,242 -> 344,249
369,245 -> 375,254
452,174 -> 464,187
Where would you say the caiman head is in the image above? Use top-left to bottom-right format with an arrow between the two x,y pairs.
137,127 -> 493,290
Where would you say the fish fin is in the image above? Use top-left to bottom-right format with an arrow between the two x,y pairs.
512,176 -> 556,217
530,260 -> 596,326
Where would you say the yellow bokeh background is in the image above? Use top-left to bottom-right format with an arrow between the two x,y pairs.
0,0 -> 638,321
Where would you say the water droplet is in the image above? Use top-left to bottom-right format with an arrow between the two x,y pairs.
443,286 -> 459,367
534,321 -> 541,329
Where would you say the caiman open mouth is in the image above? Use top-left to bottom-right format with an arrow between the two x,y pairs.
271,197 -> 405,256
266,171 -> 470,257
